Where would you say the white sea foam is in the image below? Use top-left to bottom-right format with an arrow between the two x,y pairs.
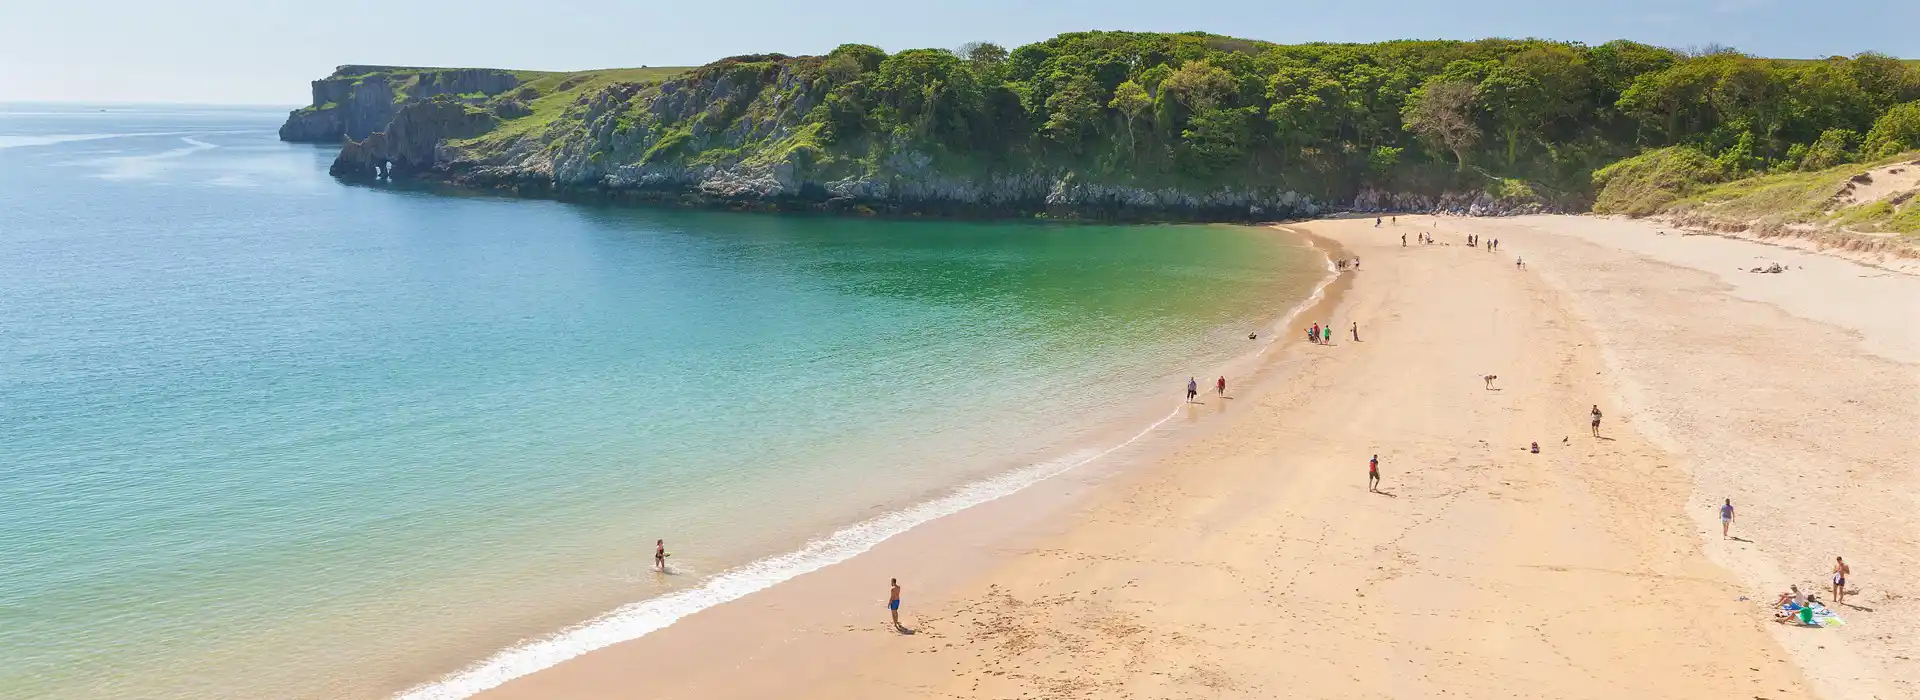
1257,229 -> 1340,358
395,404 -> 1186,700
0,132 -> 176,149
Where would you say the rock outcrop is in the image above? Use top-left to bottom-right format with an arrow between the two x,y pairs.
279,67 -> 521,143
308,56 -> 1557,222
330,98 -> 498,178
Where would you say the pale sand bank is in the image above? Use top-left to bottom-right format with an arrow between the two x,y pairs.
471,215 -> 1917,700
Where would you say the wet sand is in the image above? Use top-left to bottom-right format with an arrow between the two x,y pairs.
474,214 -> 1919,700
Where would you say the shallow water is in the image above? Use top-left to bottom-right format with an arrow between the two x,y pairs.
0,105 -> 1322,699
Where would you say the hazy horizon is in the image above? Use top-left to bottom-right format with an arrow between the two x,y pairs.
3,0 -> 1917,105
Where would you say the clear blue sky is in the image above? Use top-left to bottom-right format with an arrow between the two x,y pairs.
3,0 -> 1915,105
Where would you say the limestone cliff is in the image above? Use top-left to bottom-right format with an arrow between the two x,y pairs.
279,66 -> 522,143
311,56 -> 1551,220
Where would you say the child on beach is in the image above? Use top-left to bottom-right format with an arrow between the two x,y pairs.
1368,455 -> 1381,493
1217,376 -> 1227,396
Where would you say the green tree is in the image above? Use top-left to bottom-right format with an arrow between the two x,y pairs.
1797,128 -> 1858,170
1042,76 -> 1102,149
1862,100 -> 1920,158
1109,79 -> 1152,153
958,41 -> 1009,76
1404,79 -> 1480,170
1161,60 -> 1237,112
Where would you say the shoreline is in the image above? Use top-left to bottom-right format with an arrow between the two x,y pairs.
442,213 -> 1909,700
389,227 -> 1349,700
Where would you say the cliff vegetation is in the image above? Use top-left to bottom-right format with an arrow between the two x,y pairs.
285,32 -> 1920,221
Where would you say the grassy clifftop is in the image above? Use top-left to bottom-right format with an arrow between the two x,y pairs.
298,31 -> 1920,221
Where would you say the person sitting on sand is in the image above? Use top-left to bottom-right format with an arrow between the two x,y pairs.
1775,585 -> 1805,609
1530,441 -> 1540,454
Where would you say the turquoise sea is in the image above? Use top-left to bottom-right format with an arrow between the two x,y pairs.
0,106 -> 1324,699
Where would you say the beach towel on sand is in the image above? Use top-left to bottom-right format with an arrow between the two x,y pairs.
1780,603 -> 1846,627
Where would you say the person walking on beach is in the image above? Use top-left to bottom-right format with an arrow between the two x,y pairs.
1401,233 -> 1407,246
1590,405 -> 1603,436
1310,323 -> 1320,344
1832,557 -> 1850,607
654,539 -> 667,572
1719,499 -> 1735,539
889,578 -> 903,629
1217,375 -> 1227,396
1351,322 -> 1359,342
1324,321 -> 1332,344
1375,217 -> 1382,228
1186,377 -> 1199,403
1368,454 -> 1381,493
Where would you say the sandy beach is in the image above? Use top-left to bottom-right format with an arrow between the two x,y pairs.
471,214 -> 1918,700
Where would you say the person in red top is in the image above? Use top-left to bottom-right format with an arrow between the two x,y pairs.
1368,455 -> 1381,493
1216,376 -> 1226,396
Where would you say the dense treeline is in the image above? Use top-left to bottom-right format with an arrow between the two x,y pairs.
795,32 -> 1920,200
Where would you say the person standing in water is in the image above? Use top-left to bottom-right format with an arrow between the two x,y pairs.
1719,499 -> 1735,539
1216,375 -> 1227,396
1368,455 -> 1381,493
889,578 -> 903,629
654,539 -> 667,572
1186,377 -> 1199,403
1590,405 -> 1603,436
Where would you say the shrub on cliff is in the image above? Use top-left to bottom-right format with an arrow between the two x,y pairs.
1591,146 -> 1727,215
1862,101 -> 1920,159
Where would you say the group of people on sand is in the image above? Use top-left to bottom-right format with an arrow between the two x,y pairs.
1770,557 -> 1853,626
1306,321 -> 1356,345
1334,257 -> 1361,271
1402,232 -> 1436,246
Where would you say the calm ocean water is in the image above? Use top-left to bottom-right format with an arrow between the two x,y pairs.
0,105 -> 1323,699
